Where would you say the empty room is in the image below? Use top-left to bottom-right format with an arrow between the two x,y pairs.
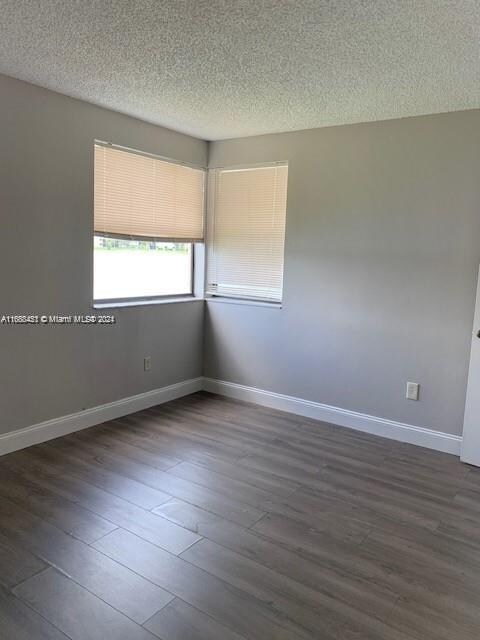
1,1 -> 480,639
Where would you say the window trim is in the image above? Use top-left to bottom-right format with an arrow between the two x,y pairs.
93,296 -> 199,309
93,293 -> 195,306
205,294 -> 282,309
95,139 -> 207,172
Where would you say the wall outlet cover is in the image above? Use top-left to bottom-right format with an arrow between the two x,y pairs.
406,382 -> 419,401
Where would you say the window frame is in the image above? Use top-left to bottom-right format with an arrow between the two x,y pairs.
92,140 -> 206,305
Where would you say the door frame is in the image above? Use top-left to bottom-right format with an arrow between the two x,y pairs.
461,265 -> 480,465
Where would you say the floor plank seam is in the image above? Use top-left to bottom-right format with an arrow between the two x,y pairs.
8,587 -> 75,640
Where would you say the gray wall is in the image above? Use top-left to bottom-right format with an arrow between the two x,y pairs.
206,111 -> 480,436
0,74 -> 207,435
2,73 -> 479,440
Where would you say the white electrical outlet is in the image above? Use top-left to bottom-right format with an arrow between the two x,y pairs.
144,356 -> 151,372
406,382 -> 419,401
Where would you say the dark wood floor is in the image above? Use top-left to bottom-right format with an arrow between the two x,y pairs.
0,392 -> 479,640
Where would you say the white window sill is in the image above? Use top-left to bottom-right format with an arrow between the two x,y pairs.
93,296 -> 282,310
93,296 -> 202,309
206,296 -> 282,309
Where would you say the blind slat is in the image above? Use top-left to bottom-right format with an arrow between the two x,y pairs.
206,164 -> 288,302
94,144 -> 205,242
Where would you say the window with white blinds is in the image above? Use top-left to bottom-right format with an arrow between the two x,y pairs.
206,164 -> 288,302
94,143 -> 205,242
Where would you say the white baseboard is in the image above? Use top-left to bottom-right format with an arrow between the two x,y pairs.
203,378 -> 462,456
0,377 -> 203,456
1,375 -> 462,458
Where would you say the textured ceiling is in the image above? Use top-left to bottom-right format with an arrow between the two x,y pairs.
0,1 -> 479,140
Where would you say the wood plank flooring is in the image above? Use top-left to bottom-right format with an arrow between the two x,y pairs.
0,391 -> 478,640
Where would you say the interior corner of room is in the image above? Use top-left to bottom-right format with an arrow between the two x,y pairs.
2,4 -> 480,638
1,71 -> 479,461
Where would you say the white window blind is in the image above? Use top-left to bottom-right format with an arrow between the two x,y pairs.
94,143 -> 205,242
206,163 -> 288,302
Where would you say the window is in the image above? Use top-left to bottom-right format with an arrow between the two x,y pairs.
93,238 -> 192,301
93,142 -> 205,302
206,163 -> 288,302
